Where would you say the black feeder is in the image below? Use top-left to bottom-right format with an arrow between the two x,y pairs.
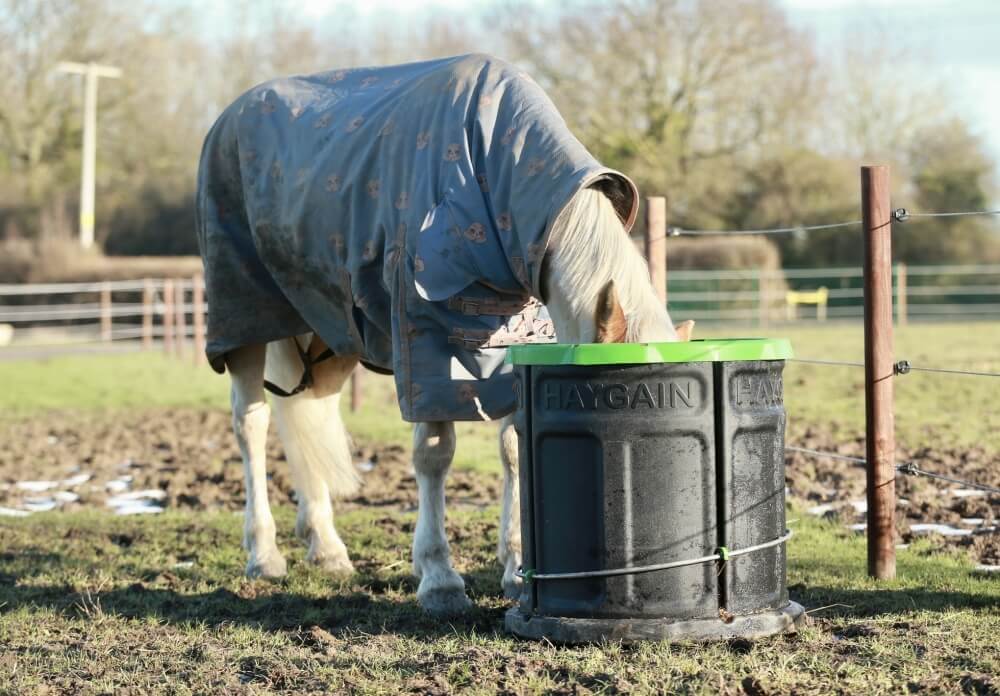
505,339 -> 805,643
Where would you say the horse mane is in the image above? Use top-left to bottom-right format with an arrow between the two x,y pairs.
546,187 -> 674,342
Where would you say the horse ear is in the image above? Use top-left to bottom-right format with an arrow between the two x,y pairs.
674,320 -> 695,342
595,280 -> 627,343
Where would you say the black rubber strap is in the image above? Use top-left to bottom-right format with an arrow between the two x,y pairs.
262,341 -> 337,398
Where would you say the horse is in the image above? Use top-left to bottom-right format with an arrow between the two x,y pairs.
196,54 -> 692,615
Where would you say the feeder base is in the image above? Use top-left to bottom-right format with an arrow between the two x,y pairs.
505,601 -> 806,644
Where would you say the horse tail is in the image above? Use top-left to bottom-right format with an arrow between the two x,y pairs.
267,337 -> 361,500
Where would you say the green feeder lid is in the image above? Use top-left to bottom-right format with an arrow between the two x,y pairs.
506,338 -> 793,366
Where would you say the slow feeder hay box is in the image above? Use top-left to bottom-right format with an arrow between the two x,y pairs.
505,338 -> 805,643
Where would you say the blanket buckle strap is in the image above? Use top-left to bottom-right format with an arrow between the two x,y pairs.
262,339 -> 336,398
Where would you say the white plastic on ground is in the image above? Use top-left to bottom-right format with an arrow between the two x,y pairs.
105,489 -> 166,515
950,489 -> 988,498
61,473 -> 92,487
909,523 -> 973,537
21,497 -> 58,512
15,480 -> 59,493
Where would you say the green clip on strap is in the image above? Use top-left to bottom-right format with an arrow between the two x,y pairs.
717,546 -> 730,562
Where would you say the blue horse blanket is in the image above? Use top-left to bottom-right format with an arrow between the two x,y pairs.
196,54 -> 637,421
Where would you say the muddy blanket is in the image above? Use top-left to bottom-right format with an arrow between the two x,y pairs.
196,54 -> 636,421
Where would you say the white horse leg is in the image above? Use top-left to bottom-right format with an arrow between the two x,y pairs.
268,339 -> 360,575
412,421 -> 470,615
497,414 -> 522,599
228,344 -> 286,579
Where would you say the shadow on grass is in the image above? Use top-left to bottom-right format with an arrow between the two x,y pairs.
790,583 -> 1000,618
0,564 -> 513,639
3,563 -> 997,641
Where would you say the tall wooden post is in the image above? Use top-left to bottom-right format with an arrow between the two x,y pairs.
163,279 -> 175,355
644,197 -> 667,305
142,278 -> 154,349
192,274 -> 206,365
861,165 -> 896,580
350,367 -> 363,412
896,262 -> 908,327
100,281 -> 112,342
174,280 -> 187,356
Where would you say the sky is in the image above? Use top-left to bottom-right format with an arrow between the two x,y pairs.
778,0 -> 1000,167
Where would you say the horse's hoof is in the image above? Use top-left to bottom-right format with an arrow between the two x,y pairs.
502,575 -> 523,600
419,586 -> 472,616
309,552 -> 354,577
246,552 -> 287,579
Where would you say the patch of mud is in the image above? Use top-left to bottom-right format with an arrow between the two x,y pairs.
1,411 -> 994,564
786,426 -> 999,565
0,409 -> 500,515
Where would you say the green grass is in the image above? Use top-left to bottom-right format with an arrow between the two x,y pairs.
2,324 -> 999,691
1,508 -> 996,694
0,352 -> 229,417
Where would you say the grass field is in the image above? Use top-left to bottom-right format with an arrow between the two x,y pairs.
1,322 -> 998,693
2,507 -> 997,694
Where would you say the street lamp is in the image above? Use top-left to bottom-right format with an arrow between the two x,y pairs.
56,61 -> 122,250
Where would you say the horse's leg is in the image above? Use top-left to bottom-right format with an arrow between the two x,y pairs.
497,414 -> 522,599
228,343 -> 286,579
412,421 -> 471,615
268,338 -> 360,575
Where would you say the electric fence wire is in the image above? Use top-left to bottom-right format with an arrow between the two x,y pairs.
786,446 -> 1000,495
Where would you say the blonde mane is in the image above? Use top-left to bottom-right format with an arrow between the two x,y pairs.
545,187 -> 676,342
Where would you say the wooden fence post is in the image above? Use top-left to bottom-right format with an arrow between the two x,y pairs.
757,269 -> 768,328
100,281 -> 112,342
896,262 -> 908,327
192,274 -> 206,365
644,196 -> 667,305
163,279 -> 175,355
142,278 -> 154,349
350,366 -> 363,412
175,280 -> 187,357
861,165 -> 896,580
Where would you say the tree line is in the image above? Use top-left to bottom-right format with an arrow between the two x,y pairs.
0,0 -> 995,267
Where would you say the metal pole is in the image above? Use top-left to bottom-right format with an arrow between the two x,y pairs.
644,197 -> 667,305
79,68 -> 98,249
861,165 -> 896,580
56,62 -> 122,249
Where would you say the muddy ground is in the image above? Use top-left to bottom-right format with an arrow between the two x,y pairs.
786,425 -> 998,566
0,410 -> 995,565
0,409 -> 499,514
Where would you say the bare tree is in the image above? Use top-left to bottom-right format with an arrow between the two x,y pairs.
495,0 -> 820,226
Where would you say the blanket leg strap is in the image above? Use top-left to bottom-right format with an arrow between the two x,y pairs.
262,339 -> 336,398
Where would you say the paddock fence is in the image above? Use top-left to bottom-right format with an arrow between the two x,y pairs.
3,264 -> 998,351
644,164 -> 1000,579
2,166 -> 998,578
